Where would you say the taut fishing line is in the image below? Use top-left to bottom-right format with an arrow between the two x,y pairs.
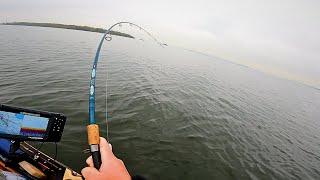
87,22 -> 164,169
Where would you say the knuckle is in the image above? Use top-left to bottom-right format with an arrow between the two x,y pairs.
117,159 -> 125,165
81,169 -> 87,176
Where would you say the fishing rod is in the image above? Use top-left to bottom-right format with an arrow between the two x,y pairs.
87,22 -> 164,169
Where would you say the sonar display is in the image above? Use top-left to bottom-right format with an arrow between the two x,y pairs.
0,110 -> 49,138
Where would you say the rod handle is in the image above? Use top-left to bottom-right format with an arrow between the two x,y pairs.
87,124 -> 101,170
91,146 -> 102,169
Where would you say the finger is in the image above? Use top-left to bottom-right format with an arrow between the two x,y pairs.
86,156 -> 93,167
81,167 -> 99,179
99,137 -> 115,161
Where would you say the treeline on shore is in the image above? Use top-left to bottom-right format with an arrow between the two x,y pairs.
2,22 -> 134,38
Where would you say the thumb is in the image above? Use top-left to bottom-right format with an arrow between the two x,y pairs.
99,137 -> 115,161
81,167 -> 100,179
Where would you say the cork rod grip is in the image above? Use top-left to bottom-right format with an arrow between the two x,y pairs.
87,124 -> 100,145
87,124 -> 101,169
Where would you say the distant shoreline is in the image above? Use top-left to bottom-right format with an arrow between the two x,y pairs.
1,22 -> 134,38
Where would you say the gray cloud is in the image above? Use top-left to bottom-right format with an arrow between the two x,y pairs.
1,0 -> 319,88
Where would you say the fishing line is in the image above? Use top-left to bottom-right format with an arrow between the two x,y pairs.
36,142 -> 58,160
54,142 -> 58,160
105,81 -> 109,142
90,22 -> 164,136
88,21 -> 164,169
36,141 -> 45,151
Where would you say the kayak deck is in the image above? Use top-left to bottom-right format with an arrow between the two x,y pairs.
0,139 -> 82,180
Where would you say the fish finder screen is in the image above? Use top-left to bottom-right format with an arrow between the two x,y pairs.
0,110 -> 49,138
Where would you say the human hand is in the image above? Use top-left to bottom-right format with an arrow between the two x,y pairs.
81,137 -> 131,180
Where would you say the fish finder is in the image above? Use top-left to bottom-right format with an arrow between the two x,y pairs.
0,104 -> 66,142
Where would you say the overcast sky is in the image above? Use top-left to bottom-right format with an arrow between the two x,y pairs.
1,0 -> 319,88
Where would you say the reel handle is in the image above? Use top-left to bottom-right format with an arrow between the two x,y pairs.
87,124 -> 101,170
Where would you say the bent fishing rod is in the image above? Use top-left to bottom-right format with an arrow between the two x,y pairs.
87,22 -> 164,169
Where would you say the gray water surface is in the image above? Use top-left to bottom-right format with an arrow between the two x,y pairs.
0,26 -> 320,180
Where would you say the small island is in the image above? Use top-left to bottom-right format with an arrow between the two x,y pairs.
1,22 -> 134,39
